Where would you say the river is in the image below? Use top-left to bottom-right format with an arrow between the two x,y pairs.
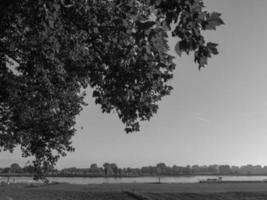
1,175 -> 267,184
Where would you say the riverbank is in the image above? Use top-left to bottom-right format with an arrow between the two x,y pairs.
1,182 -> 267,200
2,175 -> 267,185
2,173 -> 267,178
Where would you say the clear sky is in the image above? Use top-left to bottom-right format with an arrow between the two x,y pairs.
2,0 -> 267,169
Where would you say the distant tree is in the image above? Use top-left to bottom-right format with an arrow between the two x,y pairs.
89,163 -> 101,175
192,165 -> 200,174
172,165 -> 182,175
23,165 -> 35,174
90,163 -> 98,173
219,165 -> 231,174
231,166 -> 239,175
156,163 -> 167,175
110,163 -> 118,176
182,165 -> 192,175
2,167 -> 10,174
103,163 -> 114,176
0,0 -> 223,179
10,163 -> 22,173
141,166 -> 156,175
208,165 -> 219,174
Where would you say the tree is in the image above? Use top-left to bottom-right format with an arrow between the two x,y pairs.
156,163 -> 167,175
219,165 -> 231,174
110,163 -> 119,176
103,163 -> 114,176
10,163 -> 22,173
0,0 -> 223,179
89,163 -> 100,174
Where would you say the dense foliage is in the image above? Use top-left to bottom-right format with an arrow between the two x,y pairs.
0,0 -> 223,179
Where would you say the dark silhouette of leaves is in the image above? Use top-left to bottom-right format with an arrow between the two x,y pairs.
0,0 -> 223,179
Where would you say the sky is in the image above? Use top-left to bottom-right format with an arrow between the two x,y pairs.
2,0 -> 267,169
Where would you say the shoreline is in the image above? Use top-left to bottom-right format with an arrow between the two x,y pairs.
2,182 -> 267,192
2,182 -> 267,200
1,174 -> 267,178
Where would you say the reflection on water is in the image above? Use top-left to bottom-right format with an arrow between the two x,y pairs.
1,175 -> 267,184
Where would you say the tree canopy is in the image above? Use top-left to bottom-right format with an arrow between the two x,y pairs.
0,0 -> 223,179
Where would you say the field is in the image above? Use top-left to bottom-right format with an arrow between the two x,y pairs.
1,182 -> 267,200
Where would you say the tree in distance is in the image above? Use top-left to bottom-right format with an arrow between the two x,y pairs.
0,0 -> 224,180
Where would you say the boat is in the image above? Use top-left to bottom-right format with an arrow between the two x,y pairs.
199,177 -> 223,183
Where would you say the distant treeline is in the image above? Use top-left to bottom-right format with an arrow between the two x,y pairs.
1,163 -> 267,177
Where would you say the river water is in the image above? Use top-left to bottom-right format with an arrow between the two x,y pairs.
1,175 -> 267,184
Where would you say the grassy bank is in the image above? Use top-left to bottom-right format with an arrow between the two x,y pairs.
1,182 -> 267,200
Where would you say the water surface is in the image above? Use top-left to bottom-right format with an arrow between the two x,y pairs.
1,175 -> 267,184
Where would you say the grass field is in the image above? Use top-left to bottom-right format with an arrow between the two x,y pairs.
1,182 -> 267,200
